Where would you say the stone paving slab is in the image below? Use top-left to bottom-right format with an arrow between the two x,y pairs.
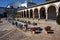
0,30 -> 11,37
0,18 -> 60,40
0,29 -> 28,40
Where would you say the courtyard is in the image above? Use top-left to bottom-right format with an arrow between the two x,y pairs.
0,0 -> 60,40
0,18 -> 60,40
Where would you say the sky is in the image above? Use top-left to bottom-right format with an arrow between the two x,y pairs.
0,0 -> 45,7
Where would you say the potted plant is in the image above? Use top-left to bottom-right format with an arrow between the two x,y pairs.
31,27 -> 36,34
45,26 -> 51,31
24,23 -> 28,31
45,26 -> 54,34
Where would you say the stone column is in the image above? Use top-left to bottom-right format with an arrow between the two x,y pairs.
19,12 -> 20,18
25,11 -> 27,18
19,12 -> 21,20
21,12 -> 22,18
20,12 -> 21,18
18,12 -> 20,20
46,9 -> 48,21
38,9 -> 40,19
23,11 -> 24,18
56,8 -> 59,16
19,12 -> 21,18
29,10 -> 30,18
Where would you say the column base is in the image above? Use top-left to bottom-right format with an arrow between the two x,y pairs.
45,19 -> 48,22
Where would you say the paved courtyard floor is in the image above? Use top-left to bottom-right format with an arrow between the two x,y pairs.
0,18 -> 60,40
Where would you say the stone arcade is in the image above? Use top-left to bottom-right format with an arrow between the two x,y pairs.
17,1 -> 60,22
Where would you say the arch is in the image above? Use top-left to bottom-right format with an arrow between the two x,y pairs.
47,4 -> 57,10
34,8 -> 38,18
47,6 -> 56,20
26,10 -> 29,18
30,9 -> 33,18
24,11 -> 26,18
40,7 -> 46,19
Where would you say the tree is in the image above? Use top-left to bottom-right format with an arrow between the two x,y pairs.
56,14 -> 60,25
15,13 -> 19,18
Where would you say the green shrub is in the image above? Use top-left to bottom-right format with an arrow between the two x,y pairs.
56,14 -> 60,25
16,13 -> 19,18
